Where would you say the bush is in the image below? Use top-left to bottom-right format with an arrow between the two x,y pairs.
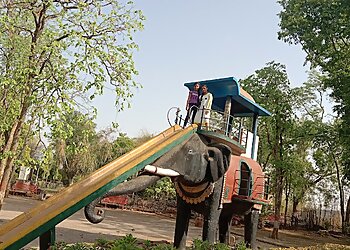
191,239 -> 231,250
109,234 -> 142,250
141,177 -> 176,200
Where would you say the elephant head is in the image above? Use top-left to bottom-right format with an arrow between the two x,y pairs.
150,134 -> 231,184
84,133 -> 231,223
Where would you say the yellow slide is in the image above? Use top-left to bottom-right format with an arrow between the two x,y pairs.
0,124 -> 197,250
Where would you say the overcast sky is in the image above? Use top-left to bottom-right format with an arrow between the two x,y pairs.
92,1 -> 310,137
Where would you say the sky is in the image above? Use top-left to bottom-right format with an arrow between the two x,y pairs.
92,1 -> 310,138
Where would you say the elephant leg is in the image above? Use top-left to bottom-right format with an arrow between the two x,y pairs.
244,209 -> 259,249
202,206 -> 221,243
219,211 -> 233,244
202,181 -> 223,243
174,195 -> 191,250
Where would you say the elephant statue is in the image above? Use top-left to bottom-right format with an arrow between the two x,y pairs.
84,133 -> 259,249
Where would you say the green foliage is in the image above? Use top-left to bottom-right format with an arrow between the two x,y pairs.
190,239 -> 231,250
240,62 -> 295,229
0,0 -> 144,200
143,177 -> 176,200
49,112 -> 140,185
44,123 -> 137,185
109,234 -> 141,250
63,243 -> 95,250
113,133 -> 136,158
51,111 -> 98,185
149,244 -> 175,250
52,242 -> 95,250
235,241 -> 250,250
239,61 -> 345,234
278,0 -> 349,72
94,238 -> 112,248
92,128 -> 117,168
278,0 -> 350,180
240,61 -> 295,183
53,235 -> 235,250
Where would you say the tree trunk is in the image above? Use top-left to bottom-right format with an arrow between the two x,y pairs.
291,196 -> 300,229
0,150 -> 20,208
284,177 -> 291,227
0,160 -> 12,206
271,130 -> 285,239
0,102 -> 29,209
345,195 -> 350,234
0,122 -> 19,178
330,203 -> 335,229
271,169 -> 283,239
330,148 -> 346,233
318,202 -> 322,227
5,163 -> 17,198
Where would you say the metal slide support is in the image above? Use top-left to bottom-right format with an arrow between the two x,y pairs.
39,227 -> 55,250
251,114 -> 259,159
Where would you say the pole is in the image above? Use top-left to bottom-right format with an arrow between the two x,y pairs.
251,114 -> 259,160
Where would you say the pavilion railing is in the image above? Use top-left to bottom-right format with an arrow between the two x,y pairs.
177,107 -> 250,149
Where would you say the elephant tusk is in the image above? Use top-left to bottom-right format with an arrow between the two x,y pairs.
144,165 -> 180,177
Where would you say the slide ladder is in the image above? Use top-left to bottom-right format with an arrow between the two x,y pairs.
0,124 -> 197,250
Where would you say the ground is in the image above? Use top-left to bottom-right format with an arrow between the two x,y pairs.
0,196 -> 349,249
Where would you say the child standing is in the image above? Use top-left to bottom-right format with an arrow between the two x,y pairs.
183,82 -> 200,127
194,84 -> 213,129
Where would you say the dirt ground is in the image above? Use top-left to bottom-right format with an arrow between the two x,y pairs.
0,196 -> 349,249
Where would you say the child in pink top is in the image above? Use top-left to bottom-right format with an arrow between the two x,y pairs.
183,82 -> 200,127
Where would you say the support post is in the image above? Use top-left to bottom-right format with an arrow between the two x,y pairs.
39,227 -> 55,250
251,114 -> 259,160
238,118 -> 243,143
223,96 -> 232,135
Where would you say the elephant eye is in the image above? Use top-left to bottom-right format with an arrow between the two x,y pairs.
188,149 -> 193,154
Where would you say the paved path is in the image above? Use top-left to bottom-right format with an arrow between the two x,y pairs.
1,196 -> 349,249
0,196 -> 203,249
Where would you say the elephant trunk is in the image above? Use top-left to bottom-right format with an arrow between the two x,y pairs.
84,174 -> 161,224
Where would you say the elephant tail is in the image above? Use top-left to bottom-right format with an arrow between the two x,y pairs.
84,174 -> 162,224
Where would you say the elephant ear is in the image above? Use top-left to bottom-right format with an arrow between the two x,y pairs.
207,144 -> 231,182
213,143 -> 232,171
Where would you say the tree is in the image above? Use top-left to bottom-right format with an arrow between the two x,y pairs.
312,121 -> 349,233
113,133 -> 136,158
134,129 -> 154,146
92,128 -> 116,168
286,72 -> 334,221
278,0 -> 350,179
0,0 -> 144,207
52,111 -> 98,186
279,2 -> 350,232
278,0 -> 350,113
241,61 -> 295,239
